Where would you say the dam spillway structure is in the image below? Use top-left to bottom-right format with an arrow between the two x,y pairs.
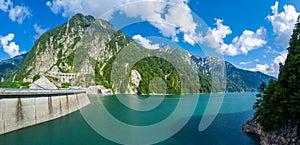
0,89 -> 90,135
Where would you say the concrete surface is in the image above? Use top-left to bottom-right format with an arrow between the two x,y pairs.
0,90 -> 90,135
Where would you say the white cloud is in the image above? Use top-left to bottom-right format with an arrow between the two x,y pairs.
34,24 -> 48,39
234,27 -> 267,54
119,1 -> 197,44
0,0 -> 11,12
240,61 -> 252,65
119,1 -> 171,37
249,63 -> 278,77
249,64 -> 270,74
203,19 -> 267,56
9,5 -> 31,24
248,50 -> 288,77
46,0 -> 122,18
267,1 -> 299,47
247,2 -> 297,77
132,34 -> 160,50
208,19 -> 232,46
273,49 -> 288,65
1,0 -> 31,24
0,33 -> 21,58
164,3 -> 197,43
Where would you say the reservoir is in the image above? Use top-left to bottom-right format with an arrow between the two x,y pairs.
0,92 -> 259,145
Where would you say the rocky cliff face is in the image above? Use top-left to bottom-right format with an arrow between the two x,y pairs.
127,69 -> 142,94
243,119 -> 299,145
15,14 -> 96,80
13,14 -> 127,87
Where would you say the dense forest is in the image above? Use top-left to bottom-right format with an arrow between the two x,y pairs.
254,17 -> 300,131
132,56 -> 181,94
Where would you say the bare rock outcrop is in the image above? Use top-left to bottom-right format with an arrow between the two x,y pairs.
243,119 -> 299,145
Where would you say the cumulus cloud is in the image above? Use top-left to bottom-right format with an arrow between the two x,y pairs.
46,0 -> 121,18
201,19 -> 232,49
249,64 -> 278,77
250,1 -> 299,77
0,33 -> 21,58
9,5 -> 31,24
164,3 -> 197,43
267,1 -> 299,47
248,50 -> 288,77
0,0 -> 11,12
273,50 -> 288,65
119,1 -> 170,36
0,0 -> 31,24
203,19 -> 267,56
234,27 -> 267,53
118,1 -> 197,44
34,24 -> 48,39
132,34 -> 160,50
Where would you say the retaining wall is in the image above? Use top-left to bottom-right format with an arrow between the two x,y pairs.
0,91 -> 90,135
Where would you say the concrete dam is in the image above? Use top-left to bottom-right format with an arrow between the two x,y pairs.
0,89 -> 90,135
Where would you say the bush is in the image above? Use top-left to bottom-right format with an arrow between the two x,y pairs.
33,74 -> 40,82
61,83 -> 71,88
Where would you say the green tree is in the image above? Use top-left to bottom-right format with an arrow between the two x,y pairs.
256,82 -> 266,97
32,74 -> 40,82
254,16 -> 300,130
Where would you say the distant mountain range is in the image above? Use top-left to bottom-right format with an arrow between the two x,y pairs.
191,55 -> 276,91
2,13 -> 275,93
0,53 -> 27,81
159,46 -> 276,92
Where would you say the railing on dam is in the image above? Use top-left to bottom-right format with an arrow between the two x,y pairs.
0,89 -> 86,97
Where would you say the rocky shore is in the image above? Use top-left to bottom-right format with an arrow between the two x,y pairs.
242,119 -> 300,145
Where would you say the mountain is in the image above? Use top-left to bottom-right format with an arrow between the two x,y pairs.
224,62 -> 276,91
12,13 -> 274,93
161,46 -> 276,92
0,53 -> 27,81
13,13 -> 127,87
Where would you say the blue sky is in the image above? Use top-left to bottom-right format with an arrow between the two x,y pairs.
0,0 -> 299,77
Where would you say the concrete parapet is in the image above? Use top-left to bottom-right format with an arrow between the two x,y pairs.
0,89 -> 86,96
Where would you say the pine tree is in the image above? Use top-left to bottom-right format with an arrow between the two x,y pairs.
254,16 -> 300,130
256,82 -> 266,97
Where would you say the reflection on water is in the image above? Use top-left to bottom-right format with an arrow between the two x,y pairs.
0,92 -> 259,145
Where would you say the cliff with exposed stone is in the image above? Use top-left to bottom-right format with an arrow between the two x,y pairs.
243,119 -> 300,145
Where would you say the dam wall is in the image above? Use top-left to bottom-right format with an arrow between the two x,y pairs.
0,89 -> 90,135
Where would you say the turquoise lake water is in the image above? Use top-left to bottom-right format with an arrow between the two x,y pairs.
0,92 -> 259,145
